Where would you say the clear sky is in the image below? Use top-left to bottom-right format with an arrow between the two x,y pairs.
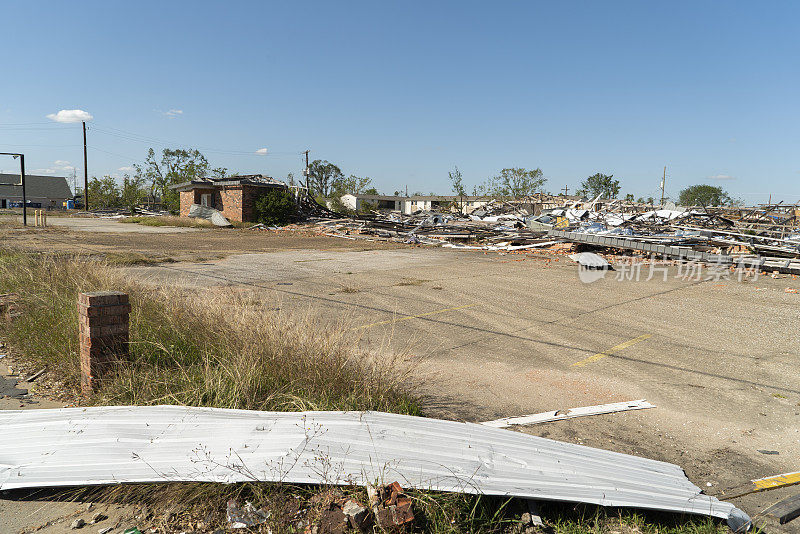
1,1 -> 798,203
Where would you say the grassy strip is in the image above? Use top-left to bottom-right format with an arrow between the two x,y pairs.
119,215 -> 249,229
119,215 -> 217,228
0,250 -> 418,413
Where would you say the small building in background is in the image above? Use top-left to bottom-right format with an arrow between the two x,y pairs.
340,193 -> 492,214
172,175 -> 289,222
0,173 -> 73,209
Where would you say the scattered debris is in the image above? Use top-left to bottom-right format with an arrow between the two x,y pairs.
70,518 -> 86,529
188,204 -> 232,227
0,406 -> 748,528
757,450 -> 780,455
480,399 -> 655,428
341,497 -> 372,530
0,374 -> 27,399
568,252 -> 612,270
25,367 -> 46,382
370,482 -> 414,529
226,499 -> 270,529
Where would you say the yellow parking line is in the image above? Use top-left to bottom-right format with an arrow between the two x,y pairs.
354,304 -> 477,330
572,334 -> 652,367
753,471 -> 800,491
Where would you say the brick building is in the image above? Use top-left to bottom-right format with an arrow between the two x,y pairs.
172,175 -> 288,222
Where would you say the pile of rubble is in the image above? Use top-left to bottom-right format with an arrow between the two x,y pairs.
305,197 -> 800,273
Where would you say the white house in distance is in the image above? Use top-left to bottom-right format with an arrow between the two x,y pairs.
340,193 -> 492,214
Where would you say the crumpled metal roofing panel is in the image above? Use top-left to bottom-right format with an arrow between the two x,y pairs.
0,406 -> 746,526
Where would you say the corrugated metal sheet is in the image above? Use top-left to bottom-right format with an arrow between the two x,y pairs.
0,406 -> 747,526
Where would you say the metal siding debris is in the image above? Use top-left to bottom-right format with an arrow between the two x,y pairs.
568,252 -> 612,269
0,406 -> 746,527
480,400 -> 655,428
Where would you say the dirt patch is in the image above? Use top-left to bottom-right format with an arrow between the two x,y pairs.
0,223 -> 407,262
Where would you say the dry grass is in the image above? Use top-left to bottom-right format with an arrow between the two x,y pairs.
0,250 -> 419,413
119,215 -> 217,228
395,277 -> 430,286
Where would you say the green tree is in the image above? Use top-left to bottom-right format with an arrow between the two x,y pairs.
308,160 -> 343,197
119,174 -> 146,212
485,167 -> 546,198
577,173 -> 621,199
678,184 -> 733,207
449,166 -> 466,212
331,174 -> 373,196
624,193 -> 635,202
134,148 -> 213,213
86,176 -> 121,209
253,188 -> 298,226
449,166 -> 466,196
363,187 -> 379,195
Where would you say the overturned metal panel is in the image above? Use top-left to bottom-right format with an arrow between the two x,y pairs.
568,252 -> 612,270
481,400 -> 654,428
188,203 -> 232,227
0,406 -> 746,526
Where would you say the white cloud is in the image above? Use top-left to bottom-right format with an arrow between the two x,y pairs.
118,166 -> 134,172
53,160 -> 75,171
33,168 -> 56,175
46,109 -> 93,123
255,147 -> 268,155
709,174 -> 735,180
164,109 -> 183,118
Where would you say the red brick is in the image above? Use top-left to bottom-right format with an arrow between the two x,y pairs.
100,304 -> 131,316
78,291 -> 127,307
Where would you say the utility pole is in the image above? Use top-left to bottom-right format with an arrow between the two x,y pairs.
0,152 -> 26,225
82,121 -> 89,210
660,166 -> 666,206
20,154 -> 25,226
562,185 -> 569,196
302,150 -> 310,198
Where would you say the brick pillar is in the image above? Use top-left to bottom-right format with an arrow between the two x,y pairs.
78,291 -> 130,395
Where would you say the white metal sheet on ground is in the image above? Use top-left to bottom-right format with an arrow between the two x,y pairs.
480,400 -> 655,428
0,406 -> 746,526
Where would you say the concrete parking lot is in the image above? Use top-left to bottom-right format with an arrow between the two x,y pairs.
126,245 -> 800,513
3,218 -> 799,525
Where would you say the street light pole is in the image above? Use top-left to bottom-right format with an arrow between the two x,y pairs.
0,152 -> 26,226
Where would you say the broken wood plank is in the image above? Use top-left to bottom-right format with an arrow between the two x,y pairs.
480,399 -> 655,428
763,493 -> 800,524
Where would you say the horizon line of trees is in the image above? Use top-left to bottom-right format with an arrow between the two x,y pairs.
85,149 -> 744,212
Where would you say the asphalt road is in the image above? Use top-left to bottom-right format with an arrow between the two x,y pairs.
127,246 -> 800,526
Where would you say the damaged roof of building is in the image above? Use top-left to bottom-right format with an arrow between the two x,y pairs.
171,174 -> 286,191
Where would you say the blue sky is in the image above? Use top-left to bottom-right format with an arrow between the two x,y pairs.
1,1 -> 798,203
